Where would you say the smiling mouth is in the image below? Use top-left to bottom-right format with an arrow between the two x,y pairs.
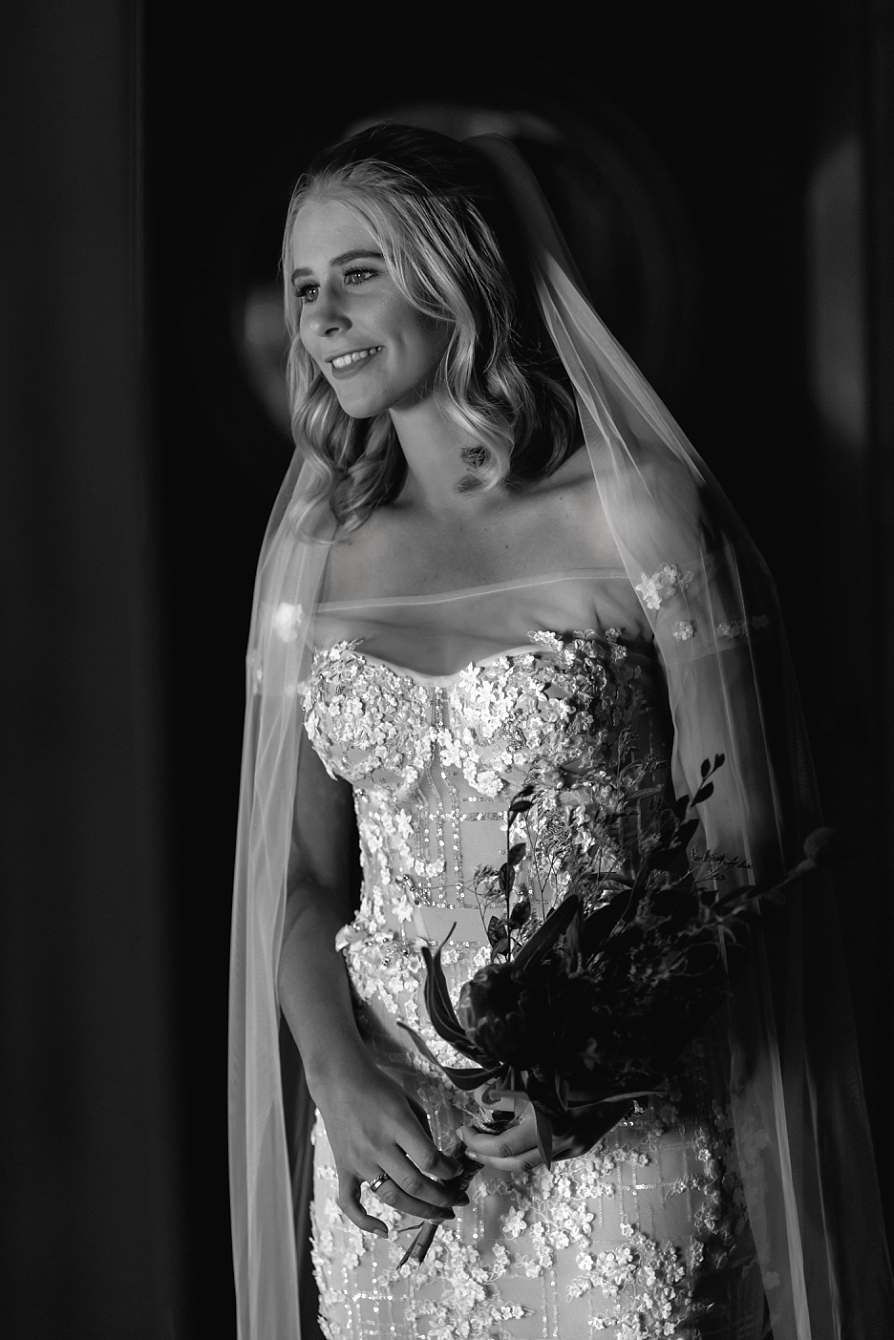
329,346 -> 384,370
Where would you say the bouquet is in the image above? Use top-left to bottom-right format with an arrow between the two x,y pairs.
395,633 -> 833,1265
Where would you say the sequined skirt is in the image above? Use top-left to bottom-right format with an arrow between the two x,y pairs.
310,992 -> 766,1340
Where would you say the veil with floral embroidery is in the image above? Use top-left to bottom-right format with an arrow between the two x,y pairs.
228,132 -> 894,1339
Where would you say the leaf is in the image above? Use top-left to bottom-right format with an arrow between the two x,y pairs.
712,883 -> 763,912
646,821 -> 699,873
419,945 -> 458,1023
670,793 -> 691,820
554,1070 -> 570,1112
700,757 -> 712,778
487,915 -> 506,945
581,898 -> 630,954
676,818 -> 699,846
509,897 -> 531,929
512,894 -> 581,974
419,946 -> 479,1053
396,1020 -> 496,1073
507,841 -> 527,867
489,932 -> 510,957
564,1091 -> 655,1114
498,863 -> 516,896
481,1083 -> 529,1107
646,845 -> 683,874
588,871 -> 634,891
440,1063 -> 507,1090
395,1020 -> 453,1069
691,780 -> 714,806
534,1103 -> 554,1169
508,786 -> 535,818
563,902 -> 582,967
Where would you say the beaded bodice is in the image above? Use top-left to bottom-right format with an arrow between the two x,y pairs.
301,615 -> 759,1340
301,627 -> 671,1078
305,630 -> 668,924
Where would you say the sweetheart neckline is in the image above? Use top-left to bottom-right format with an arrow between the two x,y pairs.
312,639 -> 551,686
310,629 -> 664,686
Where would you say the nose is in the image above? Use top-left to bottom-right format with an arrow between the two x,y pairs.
303,280 -> 350,338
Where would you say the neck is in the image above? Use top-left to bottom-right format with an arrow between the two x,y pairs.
388,391 -> 494,517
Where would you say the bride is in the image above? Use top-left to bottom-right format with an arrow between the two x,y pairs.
228,124 -> 893,1339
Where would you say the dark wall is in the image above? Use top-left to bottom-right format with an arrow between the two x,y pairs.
0,4 -> 178,1338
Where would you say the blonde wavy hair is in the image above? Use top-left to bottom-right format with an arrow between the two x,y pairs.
282,124 -> 579,536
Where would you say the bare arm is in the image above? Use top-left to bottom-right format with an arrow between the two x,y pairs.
277,732 -> 466,1235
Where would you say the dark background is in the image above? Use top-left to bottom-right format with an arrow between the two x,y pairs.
2,3 -> 893,1336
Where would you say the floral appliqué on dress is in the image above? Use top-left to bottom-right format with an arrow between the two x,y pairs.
302,632 -> 761,1338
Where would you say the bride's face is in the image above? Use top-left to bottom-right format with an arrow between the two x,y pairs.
289,198 -> 452,419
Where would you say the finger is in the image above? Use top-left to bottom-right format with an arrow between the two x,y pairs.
457,1122 -> 544,1173
369,1173 -> 459,1223
378,1149 -> 469,1218
399,1121 -> 466,1184
465,1142 -> 543,1173
335,1171 -> 388,1238
458,1115 -> 534,1158
458,1131 -> 591,1173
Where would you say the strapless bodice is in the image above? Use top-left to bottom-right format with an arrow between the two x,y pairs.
303,630 -> 651,793
304,630 -> 666,917
302,630 -> 671,1070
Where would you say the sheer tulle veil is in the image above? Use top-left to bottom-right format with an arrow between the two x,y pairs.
228,132 -> 894,1339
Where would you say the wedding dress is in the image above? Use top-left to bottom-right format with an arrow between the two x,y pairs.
301,572 -> 766,1339
229,133 -> 894,1339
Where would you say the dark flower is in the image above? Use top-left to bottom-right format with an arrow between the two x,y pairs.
456,961 -> 565,1070
648,886 -> 701,929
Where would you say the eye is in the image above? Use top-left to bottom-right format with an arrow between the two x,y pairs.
293,281 -> 319,306
343,267 -> 377,286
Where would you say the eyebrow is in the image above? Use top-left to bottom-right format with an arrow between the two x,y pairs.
290,249 -> 385,281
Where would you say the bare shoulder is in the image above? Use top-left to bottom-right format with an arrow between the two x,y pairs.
319,445 -> 623,602
522,447 -> 622,567
540,445 -> 596,490
526,446 -> 601,511
317,506 -> 399,603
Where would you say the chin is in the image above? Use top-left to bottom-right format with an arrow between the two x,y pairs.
334,395 -> 389,420
332,383 -> 411,420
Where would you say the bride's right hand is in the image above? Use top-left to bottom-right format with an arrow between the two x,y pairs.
310,1059 -> 469,1237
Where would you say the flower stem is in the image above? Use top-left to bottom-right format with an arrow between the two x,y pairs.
396,1142 -> 479,1269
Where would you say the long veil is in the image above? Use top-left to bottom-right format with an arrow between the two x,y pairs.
228,133 -> 894,1339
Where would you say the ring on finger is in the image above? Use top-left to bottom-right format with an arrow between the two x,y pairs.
367,1172 -> 389,1194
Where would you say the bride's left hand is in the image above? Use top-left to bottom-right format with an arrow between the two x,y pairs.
457,1100 -> 626,1174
